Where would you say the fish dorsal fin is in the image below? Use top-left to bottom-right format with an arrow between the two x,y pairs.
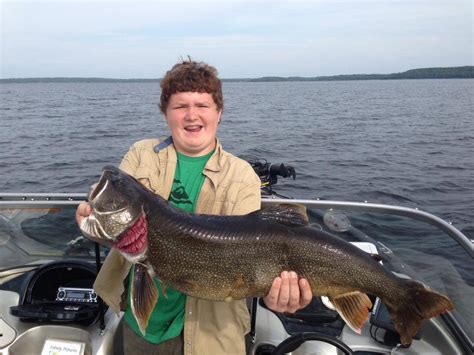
258,203 -> 309,227
370,253 -> 383,263
330,291 -> 372,334
130,263 -> 159,335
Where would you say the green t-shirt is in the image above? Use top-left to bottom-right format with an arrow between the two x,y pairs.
124,149 -> 213,344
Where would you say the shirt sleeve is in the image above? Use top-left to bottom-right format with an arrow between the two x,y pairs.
118,143 -> 140,176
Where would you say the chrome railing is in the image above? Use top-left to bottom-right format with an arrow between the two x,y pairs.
263,198 -> 473,257
1,193 -> 472,256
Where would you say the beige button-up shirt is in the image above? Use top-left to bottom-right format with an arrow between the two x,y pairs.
93,138 -> 261,354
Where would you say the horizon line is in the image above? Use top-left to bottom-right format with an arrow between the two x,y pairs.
1,65 -> 472,81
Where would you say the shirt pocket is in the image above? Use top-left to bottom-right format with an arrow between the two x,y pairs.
133,165 -> 161,194
213,182 -> 243,214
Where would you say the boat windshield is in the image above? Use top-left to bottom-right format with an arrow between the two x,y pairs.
263,199 -> 473,347
0,205 -> 103,269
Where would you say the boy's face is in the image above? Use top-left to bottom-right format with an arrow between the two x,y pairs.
165,91 -> 221,156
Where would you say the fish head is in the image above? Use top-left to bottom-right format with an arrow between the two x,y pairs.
80,165 -> 148,262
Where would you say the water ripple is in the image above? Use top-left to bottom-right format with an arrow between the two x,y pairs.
0,80 -> 473,233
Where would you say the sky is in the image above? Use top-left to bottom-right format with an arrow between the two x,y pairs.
0,0 -> 472,79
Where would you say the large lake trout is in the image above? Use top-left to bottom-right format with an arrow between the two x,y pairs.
80,166 -> 453,345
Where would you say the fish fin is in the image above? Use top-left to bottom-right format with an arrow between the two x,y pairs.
130,263 -> 159,336
159,280 -> 168,298
386,279 -> 454,345
257,203 -> 309,226
330,291 -> 372,334
370,253 -> 383,262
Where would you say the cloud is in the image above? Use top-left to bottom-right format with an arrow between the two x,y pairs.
1,0 -> 472,78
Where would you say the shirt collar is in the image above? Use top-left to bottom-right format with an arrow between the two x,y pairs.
153,136 -> 222,172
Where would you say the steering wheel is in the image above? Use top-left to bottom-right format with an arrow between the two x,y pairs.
272,332 -> 354,355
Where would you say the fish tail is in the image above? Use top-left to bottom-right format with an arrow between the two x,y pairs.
387,279 -> 454,345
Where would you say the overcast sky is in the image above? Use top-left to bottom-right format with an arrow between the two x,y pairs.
1,0 -> 472,78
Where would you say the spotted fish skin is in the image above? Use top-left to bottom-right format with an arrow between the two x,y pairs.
80,166 -> 454,344
147,200 -> 388,302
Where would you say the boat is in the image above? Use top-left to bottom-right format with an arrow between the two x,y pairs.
0,161 -> 472,355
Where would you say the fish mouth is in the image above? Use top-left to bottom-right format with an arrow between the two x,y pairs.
88,170 -> 109,203
113,212 -> 148,260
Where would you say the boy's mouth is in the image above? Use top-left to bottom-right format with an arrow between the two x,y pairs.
184,125 -> 202,133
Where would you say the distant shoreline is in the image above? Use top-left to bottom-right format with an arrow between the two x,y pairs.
1,66 -> 472,83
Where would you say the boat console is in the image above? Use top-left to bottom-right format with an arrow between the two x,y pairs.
9,261 -> 100,325
0,195 -> 122,355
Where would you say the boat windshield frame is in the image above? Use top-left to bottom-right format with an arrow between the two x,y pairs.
263,198 -> 473,257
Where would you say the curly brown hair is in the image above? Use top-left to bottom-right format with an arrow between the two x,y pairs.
160,59 -> 223,114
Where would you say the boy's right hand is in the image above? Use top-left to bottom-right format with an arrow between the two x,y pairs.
75,202 -> 92,225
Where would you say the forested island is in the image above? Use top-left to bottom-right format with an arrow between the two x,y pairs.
1,66 -> 472,83
246,66 -> 474,82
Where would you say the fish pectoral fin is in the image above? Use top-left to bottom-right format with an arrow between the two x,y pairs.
131,263 -> 159,336
330,291 -> 372,334
158,280 -> 168,299
257,203 -> 309,227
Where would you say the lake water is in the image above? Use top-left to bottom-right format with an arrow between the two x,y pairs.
0,79 -> 473,236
